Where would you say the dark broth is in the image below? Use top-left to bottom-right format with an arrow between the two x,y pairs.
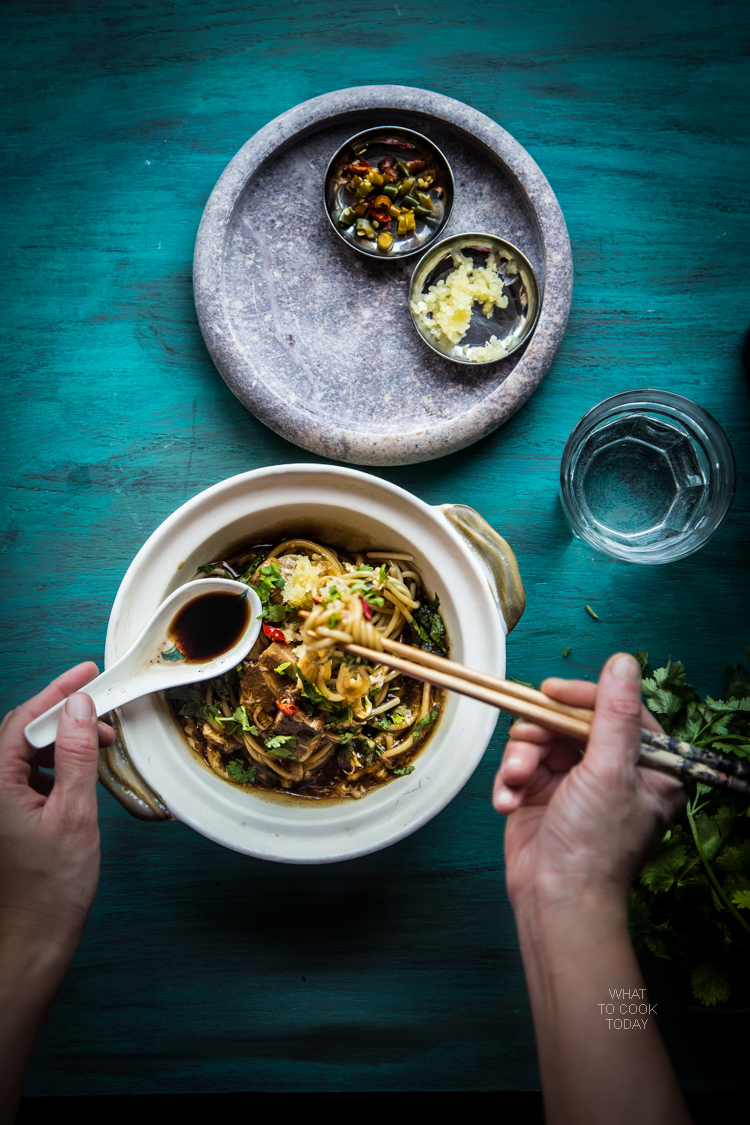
168,591 -> 249,662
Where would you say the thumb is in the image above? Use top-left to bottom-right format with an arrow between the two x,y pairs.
586,653 -> 643,770
49,692 -> 100,817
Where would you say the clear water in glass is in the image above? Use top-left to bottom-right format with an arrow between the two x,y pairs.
570,414 -> 708,548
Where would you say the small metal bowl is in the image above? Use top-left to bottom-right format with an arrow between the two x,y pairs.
324,126 -> 454,260
409,234 -> 541,365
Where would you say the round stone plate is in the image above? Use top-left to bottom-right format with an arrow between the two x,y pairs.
194,85 -> 572,466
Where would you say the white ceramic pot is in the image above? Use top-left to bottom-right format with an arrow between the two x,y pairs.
101,465 -> 525,864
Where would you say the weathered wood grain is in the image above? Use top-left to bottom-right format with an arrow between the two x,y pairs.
1,0 -> 748,1095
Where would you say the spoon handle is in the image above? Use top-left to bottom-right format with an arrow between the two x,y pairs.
24,664 -> 150,749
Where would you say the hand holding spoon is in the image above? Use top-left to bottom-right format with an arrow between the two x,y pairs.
25,579 -> 262,749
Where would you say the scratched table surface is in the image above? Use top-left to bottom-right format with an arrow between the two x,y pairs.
2,0 -> 749,1097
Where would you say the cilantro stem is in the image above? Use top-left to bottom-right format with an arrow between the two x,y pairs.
685,801 -> 750,939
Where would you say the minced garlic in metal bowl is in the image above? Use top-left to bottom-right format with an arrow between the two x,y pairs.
410,250 -> 513,362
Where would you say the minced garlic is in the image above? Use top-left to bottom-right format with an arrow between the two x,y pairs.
411,250 -> 510,360
282,556 -> 325,608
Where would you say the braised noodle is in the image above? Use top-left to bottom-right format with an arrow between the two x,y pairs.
167,538 -> 447,800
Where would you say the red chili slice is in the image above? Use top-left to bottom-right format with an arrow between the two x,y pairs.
360,596 -> 373,620
367,205 -> 392,225
276,699 -> 299,715
348,159 -> 371,175
263,624 -> 286,642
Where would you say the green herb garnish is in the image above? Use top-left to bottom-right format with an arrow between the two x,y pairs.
166,685 -> 223,726
372,705 -> 407,729
411,708 -> 438,743
237,553 -> 267,584
216,706 -> 258,736
263,734 -> 299,759
351,580 -> 385,608
393,765 -> 415,776
411,595 -> 447,653
251,562 -> 294,623
226,760 -> 257,784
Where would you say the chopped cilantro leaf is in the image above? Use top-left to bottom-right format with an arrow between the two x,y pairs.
264,734 -> 297,751
166,686 -> 221,724
216,706 -> 258,736
266,602 -> 294,623
393,765 -> 415,776
411,708 -> 437,742
371,705 -> 407,729
263,733 -> 300,759
351,580 -> 385,608
226,760 -> 257,784
251,562 -> 294,623
237,553 -> 266,584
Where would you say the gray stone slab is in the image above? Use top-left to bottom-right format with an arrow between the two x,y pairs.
193,85 -> 573,465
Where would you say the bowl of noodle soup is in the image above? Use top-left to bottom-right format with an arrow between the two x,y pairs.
101,465 -> 524,863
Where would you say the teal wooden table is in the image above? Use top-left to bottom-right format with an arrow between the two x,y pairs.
2,0 -> 749,1096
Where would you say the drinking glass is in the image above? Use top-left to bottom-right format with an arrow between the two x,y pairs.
559,389 -> 736,564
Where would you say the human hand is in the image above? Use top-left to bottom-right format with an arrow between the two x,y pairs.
0,666 -> 114,1125
0,663 -> 115,959
493,653 -> 687,914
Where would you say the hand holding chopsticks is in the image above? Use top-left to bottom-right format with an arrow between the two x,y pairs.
340,636 -> 750,798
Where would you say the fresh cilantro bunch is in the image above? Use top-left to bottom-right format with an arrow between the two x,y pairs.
629,649 -> 750,1008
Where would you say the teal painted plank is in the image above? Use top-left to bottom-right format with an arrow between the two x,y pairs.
1,0 -> 749,1095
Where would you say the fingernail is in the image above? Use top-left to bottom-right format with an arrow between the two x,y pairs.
65,693 -> 94,719
505,757 -> 523,772
495,788 -> 514,809
611,653 -> 641,682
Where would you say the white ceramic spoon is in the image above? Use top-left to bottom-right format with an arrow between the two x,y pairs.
24,578 -> 262,749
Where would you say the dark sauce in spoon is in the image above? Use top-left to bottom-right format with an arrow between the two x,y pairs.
168,592 -> 250,662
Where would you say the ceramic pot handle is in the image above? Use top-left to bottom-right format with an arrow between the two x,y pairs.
98,710 -> 172,822
437,504 -> 526,634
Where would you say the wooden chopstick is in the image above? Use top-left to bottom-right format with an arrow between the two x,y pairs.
345,639 -> 591,738
341,637 -> 750,797
380,638 -> 595,724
